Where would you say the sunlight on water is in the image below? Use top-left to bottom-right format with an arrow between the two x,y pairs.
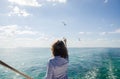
108,60 -> 116,79
83,68 -> 98,79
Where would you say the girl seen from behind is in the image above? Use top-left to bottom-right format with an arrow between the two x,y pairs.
45,38 -> 69,79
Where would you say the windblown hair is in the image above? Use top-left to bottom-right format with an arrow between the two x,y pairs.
51,40 -> 68,59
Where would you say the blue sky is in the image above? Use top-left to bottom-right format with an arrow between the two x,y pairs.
0,0 -> 120,48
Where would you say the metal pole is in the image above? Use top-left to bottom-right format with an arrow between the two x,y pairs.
0,60 -> 33,79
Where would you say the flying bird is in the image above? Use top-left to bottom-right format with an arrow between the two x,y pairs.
62,21 -> 67,26
78,38 -> 81,41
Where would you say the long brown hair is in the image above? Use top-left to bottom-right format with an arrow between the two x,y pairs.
51,40 -> 68,59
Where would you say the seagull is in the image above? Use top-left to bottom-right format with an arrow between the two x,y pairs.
78,38 -> 81,41
62,21 -> 67,26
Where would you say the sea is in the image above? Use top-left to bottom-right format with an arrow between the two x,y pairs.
0,48 -> 120,79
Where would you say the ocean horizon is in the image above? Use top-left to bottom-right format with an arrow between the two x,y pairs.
0,47 -> 120,79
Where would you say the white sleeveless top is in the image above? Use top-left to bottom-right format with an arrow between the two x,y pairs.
45,56 -> 68,79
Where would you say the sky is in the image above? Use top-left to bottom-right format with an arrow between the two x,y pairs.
0,0 -> 120,48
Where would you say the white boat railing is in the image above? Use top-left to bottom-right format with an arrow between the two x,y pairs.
0,60 -> 33,79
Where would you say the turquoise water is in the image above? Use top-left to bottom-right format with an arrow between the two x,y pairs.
0,48 -> 120,79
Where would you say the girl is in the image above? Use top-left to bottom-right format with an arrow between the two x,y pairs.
45,38 -> 69,79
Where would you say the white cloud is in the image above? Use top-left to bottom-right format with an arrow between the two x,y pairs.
0,25 -> 18,37
79,32 -> 92,35
16,30 -> 38,35
8,0 -> 42,7
96,38 -> 107,41
47,0 -> 67,3
68,39 -> 120,47
79,32 -> 85,35
8,6 -> 30,17
99,28 -> 120,35
0,25 -> 54,48
15,37 -> 33,40
113,28 -> 120,33
99,32 -> 107,35
104,0 -> 108,3
79,28 -> 120,36
0,25 -> 38,38
14,37 -> 51,47
36,33 -> 54,41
